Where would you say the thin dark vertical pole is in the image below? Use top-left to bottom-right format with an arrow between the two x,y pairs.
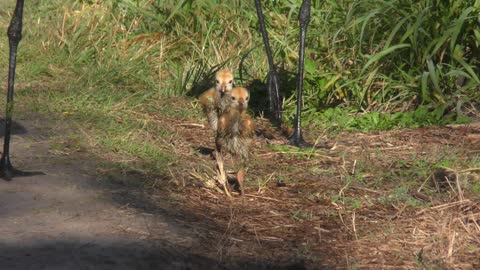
253,0 -> 282,124
1,0 -> 25,180
289,0 -> 311,147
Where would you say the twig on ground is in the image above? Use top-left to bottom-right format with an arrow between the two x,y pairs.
447,230 -> 456,261
416,200 -> 472,215
245,194 -> 282,202
352,211 -> 358,240
175,123 -> 205,128
417,175 -> 431,193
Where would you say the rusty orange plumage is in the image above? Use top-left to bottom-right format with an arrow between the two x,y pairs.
198,70 -> 235,132
215,87 -> 254,196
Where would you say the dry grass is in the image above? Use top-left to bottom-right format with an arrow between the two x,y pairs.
132,104 -> 480,269
2,0 -> 479,267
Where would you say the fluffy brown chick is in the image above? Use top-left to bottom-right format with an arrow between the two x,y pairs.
215,87 -> 255,196
198,70 -> 234,132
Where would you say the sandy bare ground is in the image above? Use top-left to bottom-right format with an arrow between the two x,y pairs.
0,118 -> 301,270
2,109 -> 480,270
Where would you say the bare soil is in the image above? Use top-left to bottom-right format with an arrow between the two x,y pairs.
0,116 -> 297,270
1,103 -> 480,270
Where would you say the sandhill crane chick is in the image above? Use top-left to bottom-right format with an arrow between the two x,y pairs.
215,87 -> 255,196
199,70 -> 234,132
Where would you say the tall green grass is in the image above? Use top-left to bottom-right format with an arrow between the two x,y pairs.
3,0 -> 480,131
286,0 -> 480,127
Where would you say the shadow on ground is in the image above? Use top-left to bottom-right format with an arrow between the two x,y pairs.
0,117 -> 319,270
0,118 -> 28,137
0,241 -> 308,270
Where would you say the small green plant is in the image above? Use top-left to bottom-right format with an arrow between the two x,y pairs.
331,194 -> 364,210
290,209 -> 314,221
471,182 -> 480,195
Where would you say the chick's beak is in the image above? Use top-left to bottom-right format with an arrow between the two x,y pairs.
219,84 -> 227,94
238,99 -> 245,111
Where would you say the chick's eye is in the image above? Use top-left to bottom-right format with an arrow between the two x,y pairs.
231,96 -> 236,100
229,80 -> 233,84
215,80 -> 220,84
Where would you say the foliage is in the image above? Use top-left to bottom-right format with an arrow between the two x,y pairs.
3,0 -> 480,133
280,0 -> 480,128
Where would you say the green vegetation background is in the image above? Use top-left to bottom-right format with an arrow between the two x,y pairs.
3,0 -> 480,128
0,0 -> 479,172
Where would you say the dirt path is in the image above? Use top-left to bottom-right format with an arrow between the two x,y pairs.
0,118 -> 298,270
3,112 -> 479,269
0,119 -> 210,269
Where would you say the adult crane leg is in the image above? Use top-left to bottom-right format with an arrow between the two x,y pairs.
1,0 -> 24,180
289,0 -> 312,147
253,0 -> 282,125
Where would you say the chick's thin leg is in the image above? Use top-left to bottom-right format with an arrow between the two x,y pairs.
215,150 -> 231,197
237,168 -> 245,196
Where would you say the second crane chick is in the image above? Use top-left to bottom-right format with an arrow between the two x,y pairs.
215,87 -> 255,196
199,70 -> 234,132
